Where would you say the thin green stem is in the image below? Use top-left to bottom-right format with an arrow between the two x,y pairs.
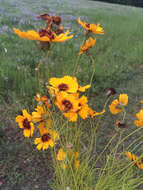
122,107 -> 126,122
37,58 -> 44,93
66,157 -> 78,190
72,36 -> 87,76
89,96 -> 111,153
37,50 -> 50,93
72,55 -> 81,76
89,55 -> 96,85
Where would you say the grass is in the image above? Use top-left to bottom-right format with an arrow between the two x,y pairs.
0,0 -> 143,189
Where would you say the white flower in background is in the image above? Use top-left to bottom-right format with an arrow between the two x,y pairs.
4,48 -> 7,53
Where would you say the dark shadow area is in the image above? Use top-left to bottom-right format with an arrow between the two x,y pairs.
91,0 -> 143,8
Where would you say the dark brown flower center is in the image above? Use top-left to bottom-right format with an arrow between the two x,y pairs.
39,29 -> 47,37
46,30 -> 55,39
38,29 -> 55,40
23,118 -> 31,129
62,100 -> 73,111
58,83 -> 69,91
41,133 -> 51,142
86,23 -> 90,28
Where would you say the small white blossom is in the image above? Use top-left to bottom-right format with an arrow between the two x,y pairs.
4,48 -> 7,53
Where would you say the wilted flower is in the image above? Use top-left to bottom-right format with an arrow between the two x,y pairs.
13,28 -> 73,43
104,87 -> 116,97
35,93 -> 51,108
116,120 -> 127,129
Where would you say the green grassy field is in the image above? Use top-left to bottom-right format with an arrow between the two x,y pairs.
0,0 -> 143,189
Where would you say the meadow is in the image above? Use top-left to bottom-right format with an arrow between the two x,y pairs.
0,0 -> 143,189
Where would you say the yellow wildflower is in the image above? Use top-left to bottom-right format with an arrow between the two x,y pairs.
57,149 -> 80,169
48,76 -> 91,94
78,96 -> 105,119
55,91 -> 80,113
32,106 -> 51,129
79,37 -> 96,55
109,94 -> 128,114
78,17 -> 104,35
13,28 -> 73,42
49,76 -> 79,94
125,151 -> 143,170
134,109 -> 143,127
57,148 -> 66,161
16,109 -> 34,138
34,128 -> 59,150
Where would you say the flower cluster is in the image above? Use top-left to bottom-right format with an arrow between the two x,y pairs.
14,13 -> 143,190
16,94 -> 59,150
48,75 -> 105,122
78,17 -> 104,55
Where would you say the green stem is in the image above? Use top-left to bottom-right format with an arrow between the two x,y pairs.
72,37 -> 86,76
72,55 -> 81,76
37,50 -> 50,93
88,96 -> 111,165
122,107 -> 126,122
37,58 -> 44,93
89,55 -> 96,85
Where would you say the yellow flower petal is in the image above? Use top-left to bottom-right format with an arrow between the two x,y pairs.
119,94 -> 128,106
37,143 -> 43,150
78,84 -> 91,92
134,109 -> 143,127
109,99 -> 123,114
57,149 -> 66,161
13,28 -> 73,42
63,112 -> 78,122
78,17 -> 104,35
34,138 -> 41,145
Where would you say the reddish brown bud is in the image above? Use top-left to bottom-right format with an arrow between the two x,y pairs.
53,16 -> 61,25
116,120 -> 127,129
37,13 -> 50,20
104,87 -> 116,97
